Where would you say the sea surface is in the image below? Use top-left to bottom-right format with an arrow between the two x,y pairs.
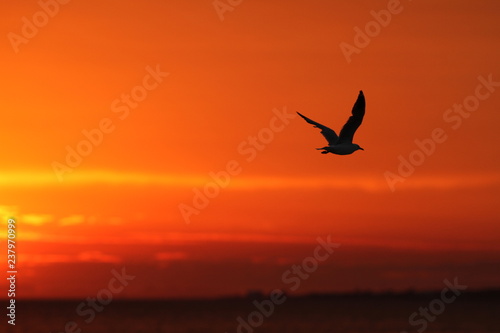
7,293 -> 500,333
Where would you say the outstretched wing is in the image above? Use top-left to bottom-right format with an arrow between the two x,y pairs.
338,90 -> 365,144
297,112 -> 338,145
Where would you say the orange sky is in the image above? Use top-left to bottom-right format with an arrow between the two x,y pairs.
0,0 -> 499,299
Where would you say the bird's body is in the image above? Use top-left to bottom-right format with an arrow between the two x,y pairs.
317,143 -> 361,155
297,90 -> 365,155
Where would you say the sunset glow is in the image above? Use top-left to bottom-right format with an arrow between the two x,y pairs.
0,0 -> 499,300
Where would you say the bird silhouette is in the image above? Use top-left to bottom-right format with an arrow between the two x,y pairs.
297,90 -> 365,155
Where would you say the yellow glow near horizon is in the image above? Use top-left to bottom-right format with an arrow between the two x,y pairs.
0,171 -> 499,191
0,171 -> 500,192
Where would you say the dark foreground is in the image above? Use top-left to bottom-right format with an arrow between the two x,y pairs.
6,291 -> 500,333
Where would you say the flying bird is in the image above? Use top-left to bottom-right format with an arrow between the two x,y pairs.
297,90 -> 365,155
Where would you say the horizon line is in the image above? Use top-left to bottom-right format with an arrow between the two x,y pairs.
4,287 -> 500,302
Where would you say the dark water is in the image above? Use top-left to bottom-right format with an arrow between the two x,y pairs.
7,293 -> 500,332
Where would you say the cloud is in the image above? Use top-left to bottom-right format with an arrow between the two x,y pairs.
0,205 -> 18,222
20,251 -> 122,266
59,214 -> 85,226
22,213 -> 54,226
77,251 -> 122,263
20,254 -> 74,265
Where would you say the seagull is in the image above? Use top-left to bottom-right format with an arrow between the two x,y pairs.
297,90 -> 365,155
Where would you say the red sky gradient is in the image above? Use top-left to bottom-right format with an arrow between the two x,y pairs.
0,0 -> 499,299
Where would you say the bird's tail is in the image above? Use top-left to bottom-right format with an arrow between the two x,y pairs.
316,146 -> 330,154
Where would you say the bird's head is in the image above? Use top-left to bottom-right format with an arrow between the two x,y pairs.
355,144 -> 364,151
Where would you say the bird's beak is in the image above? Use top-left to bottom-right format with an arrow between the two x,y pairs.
359,147 -> 364,151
